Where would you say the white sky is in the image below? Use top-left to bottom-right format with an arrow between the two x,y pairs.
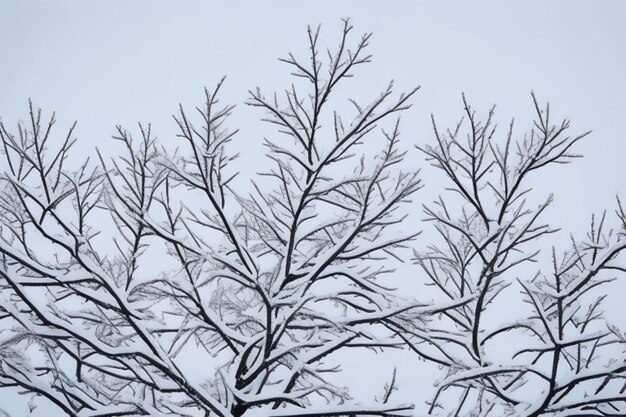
1,1 -> 626,415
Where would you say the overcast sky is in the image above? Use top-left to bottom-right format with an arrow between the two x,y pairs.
2,0 -> 625,218
1,1 -> 626,415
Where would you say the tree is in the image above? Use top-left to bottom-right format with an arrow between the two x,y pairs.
0,20 -> 431,417
1,19 -> 625,417
411,95 -> 626,416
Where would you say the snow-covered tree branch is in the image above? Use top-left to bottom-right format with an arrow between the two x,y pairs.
412,95 -> 626,416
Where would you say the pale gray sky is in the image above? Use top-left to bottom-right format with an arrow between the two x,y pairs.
2,0 -> 625,219
1,1 -> 626,415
